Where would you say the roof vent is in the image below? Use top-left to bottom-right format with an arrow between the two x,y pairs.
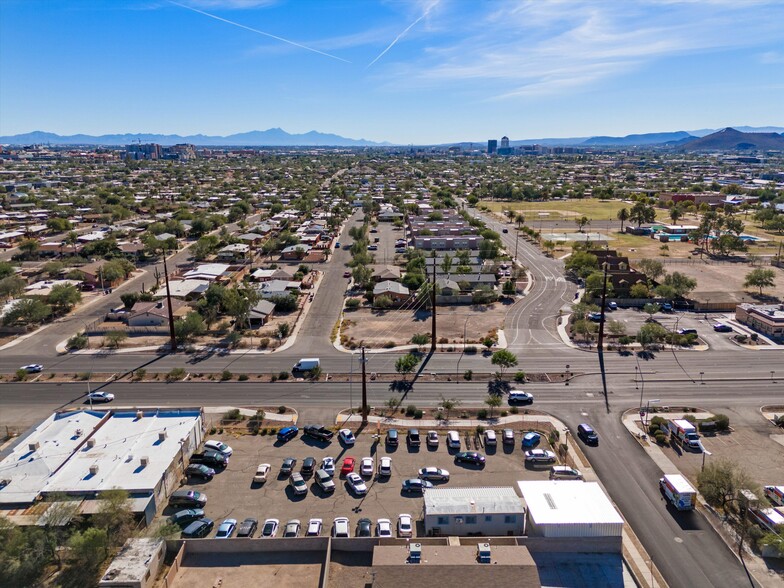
74,429 -> 83,437
478,543 -> 492,564
136,410 -> 144,420
86,438 -> 97,448
408,543 -> 422,564
89,464 -> 99,475
158,431 -> 167,442
140,456 -> 149,467
28,442 -> 40,452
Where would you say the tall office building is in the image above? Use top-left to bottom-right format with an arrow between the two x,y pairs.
500,136 -> 510,149
498,135 -> 512,155
487,139 -> 497,154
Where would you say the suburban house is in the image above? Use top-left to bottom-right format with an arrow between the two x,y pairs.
372,265 -> 402,282
182,263 -> 231,282
127,299 -> 189,327
258,280 -> 300,299
72,261 -> 124,288
216,243 -> 250,261
373,280 -> 410,303
248,299 -> 276,327
281,244 -> 311,260
152,279 -> 210,300
250,267 -> 297,282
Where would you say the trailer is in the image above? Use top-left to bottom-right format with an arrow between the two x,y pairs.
660,474 -> 697,511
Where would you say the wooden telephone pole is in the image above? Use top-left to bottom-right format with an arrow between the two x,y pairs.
430,256 -> 437,353
360,346 -> 368,426
162,251 -> 177,353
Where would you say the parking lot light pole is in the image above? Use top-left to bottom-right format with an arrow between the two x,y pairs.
644,399 -> 660,428
702,450 -> 712,472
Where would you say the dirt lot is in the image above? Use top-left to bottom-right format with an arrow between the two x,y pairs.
164,427 -> 557,539
340,302 -> 511,348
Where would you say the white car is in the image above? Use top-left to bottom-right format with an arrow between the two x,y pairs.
346,472 -> 368,495
418,467 -> 450,482
321,457 -> 335,477
253,463 -> 271,483
338,429 -> 356,445
484,430 -> 497,446
360,457 -> 374,477
306,518 -> 323,536
525,449 -> 557,464
20,364 -> 43,373
332,517 -> 350,538
282,519 -> 301,538
378,456 -> 392,478
397,514 -> 413,538
204,440 -> 233,457
215,518 -> 237,539
376,518 -> 392,537
87,392 -> 115,403
426,430 -> 439,447
260,518 -> 279,538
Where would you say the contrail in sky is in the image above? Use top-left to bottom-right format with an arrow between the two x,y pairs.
367,0 -> 438,68
168,1 -> 351,63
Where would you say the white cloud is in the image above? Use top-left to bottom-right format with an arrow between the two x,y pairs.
759,51 -> 784,64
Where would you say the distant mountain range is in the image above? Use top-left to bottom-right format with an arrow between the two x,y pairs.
0,128 -> 389,147
1,126 -> 783,149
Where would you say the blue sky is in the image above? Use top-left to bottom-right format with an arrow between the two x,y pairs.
1,0 -> 783,144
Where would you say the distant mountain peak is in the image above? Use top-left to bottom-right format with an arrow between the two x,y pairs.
679,128 -> 784,151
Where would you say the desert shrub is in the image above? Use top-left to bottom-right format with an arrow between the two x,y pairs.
464,346 -> 477,354
223,408 -> 241,421
345,298 -> 360,310
714,413 -> 730,431
383,341 -> 396,348
167,367 -> 185,382
463,369 -> 473,381
271,375 -> 278,382
77,372 -> 90,381
67,333 -> 89,350
208,427 -> 216,434
514,371 -> 526,382
15,369 -> 27,381
509,406 -> 519,414
278,371 -> 289,380
258,337 -> 270,349
278,406 -> 286,414
259,428 -> 268,436
500,410 -> 508,417
405,405 -> 417,417
133,368 -> 146,381
438,337 -> 449,344
477,409 -> 488,419
220,370 -> 232,381
414,410 -> 424,419
238,374 -> 249,381
654,430 -> 667,445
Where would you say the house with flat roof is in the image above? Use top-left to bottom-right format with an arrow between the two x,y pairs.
423,486 -> 526,536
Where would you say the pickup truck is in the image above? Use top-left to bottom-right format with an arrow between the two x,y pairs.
303,425 -> 334,442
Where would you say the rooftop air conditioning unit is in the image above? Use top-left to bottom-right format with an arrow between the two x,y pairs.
140,456 -> 149,467
89,464 -> 99,475
408,543 -> 422,564
158,431 -> 167,442
136,410 -> 144,420
87,438 -> 97,448
478,543 -> 492,564
28,442 -> 40,452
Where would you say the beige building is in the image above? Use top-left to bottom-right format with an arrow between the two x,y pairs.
735,303 -> 784,340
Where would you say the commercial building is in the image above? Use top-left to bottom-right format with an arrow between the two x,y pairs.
423,486 -> 526,536
517,481 -> 624,540
99,538 -> 166,588
487,139 -> 497,154
735,303 -> 784,340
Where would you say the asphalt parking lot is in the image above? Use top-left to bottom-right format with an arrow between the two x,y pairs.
605,308 -> 738,350
165,427 -> 555,538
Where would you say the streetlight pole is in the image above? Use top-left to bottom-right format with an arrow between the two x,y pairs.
456,316 -> 469,383
701,450 -> 712,472
644,399 -> 660,428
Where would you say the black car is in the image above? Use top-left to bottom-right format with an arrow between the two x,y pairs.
185,464 -> 215,480
280,457 -> 297,477
181,518 -> 214,539
407,429 -> 421,447
386,429 -> 398,446
189,450 -> 228,468
236,517 -> 258,538
356,518 -> 372,537
301,456 -> 316,477
303,425 -> 334,442
454,451 -> 486,465
167,509 -> 205,527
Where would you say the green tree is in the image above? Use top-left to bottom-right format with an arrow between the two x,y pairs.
572,318 -> 597,343
636,258 -> 665,282
2,298 -> 52,325
697,458 -> 759,510
616,207 -> 629,232
490,349 -> 518,378
642,303 -> 661,321
395,353 -> 420,377
18,238 -> 40,259
47,217 -> 72,232
669,205 -> 683,224
440,253 -> 453,274
47,284 -> 82,313
0,275 -> 25,300
410,333 -> 430,351
276,322 -> 290,340
607,320 -> 627,337
484,394 -> 503,418
630,283 -> 650,298
174,311 -> 206,344
743,268 -> 776,295
637,322 -> 668,350
439,395 -> 461,421
629,200 -> 656,227
585,271 -> 614,298
660,271 -> 697,298
93,488 -> 134,546
0,260 -> 15,279
574,216 -> 590,232
565,251 -> 599,278
104,330 -> 128,349
67,527 -> 108,569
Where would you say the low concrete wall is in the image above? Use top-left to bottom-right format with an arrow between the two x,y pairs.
173,536 -> 330,555
521,536 -> 622,554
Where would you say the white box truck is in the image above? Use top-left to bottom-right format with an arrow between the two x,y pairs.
667,419 -> 701,450
764,485 -> 784,506
660,474 -> 697,511
293,358 -> 320,373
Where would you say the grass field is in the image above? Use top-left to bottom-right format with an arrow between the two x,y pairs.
483,198 -> 670,221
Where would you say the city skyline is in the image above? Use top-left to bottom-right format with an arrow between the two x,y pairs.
1,0 -> 784,144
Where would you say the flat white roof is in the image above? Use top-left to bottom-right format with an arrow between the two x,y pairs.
662,474 -> 695,494
425,486 -> 525,516
517,481 -> 624,526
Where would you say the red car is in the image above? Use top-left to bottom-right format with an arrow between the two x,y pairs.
340,457 -> 356,476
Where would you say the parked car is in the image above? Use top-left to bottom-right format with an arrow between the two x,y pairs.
260,518 -> 279,538
343,270 -> 352,278
204,440 -> 233,456
303,425 -> 334,442
502,429 -> 515,445
280,457 -> 297,477
550,466 -> 583,480
306,518 -> 323,537
301,456 -> 316,477
588,312 -> 603,322
607,301 -> 618,311
320,457 -> 335,476
484,430 -> 497,446
376,518 -> 393,537
253,463 -> 271,483
502,228 -> 509,233
521,432 -> 541,448
340,457 -> 356,476
397,514 -> 413,538
167,509 -> 205,527
454,451 -> 486,465
407,429 -> 421,447
86,392 -> 114,403
283,519 -> 301,538
378,456 -> 392,478
315,469 -> 336,493
418,467 -> 450,482
215,518 -> 237,539
289,473 -> 308,495
339,429 -> 356,445
447,430 -> 461,449
346,472 -> 368,495
190,450 -> 228,468
525,449 -> 557,464
356,518 -> 372,537
181,518 -> 213,539
169,490 -> 207,508
20,364 -> 43,373
713,323 -> 733,333
236,517 -> 258,538
661,302 -> 673,312
277,426 -> 299,442
402,478 -> 433,493
359,457 -> 374,477
386,429 -> 399,446
185,464 -> 215,480
426,430 -> 439,447
332,517 -> 350,538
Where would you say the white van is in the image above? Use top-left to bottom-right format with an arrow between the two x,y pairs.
293,358 -> 320,372
447,430 -> 460,449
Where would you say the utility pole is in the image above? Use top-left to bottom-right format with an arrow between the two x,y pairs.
360,346 -> 368,426
430,255 -> 437,353
596,263 -> 610,413
162,250 -> 177,353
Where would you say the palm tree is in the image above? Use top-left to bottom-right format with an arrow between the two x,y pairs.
669,206 -> 682,225
515,213 -> 525,229
616,208 -> 629,233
